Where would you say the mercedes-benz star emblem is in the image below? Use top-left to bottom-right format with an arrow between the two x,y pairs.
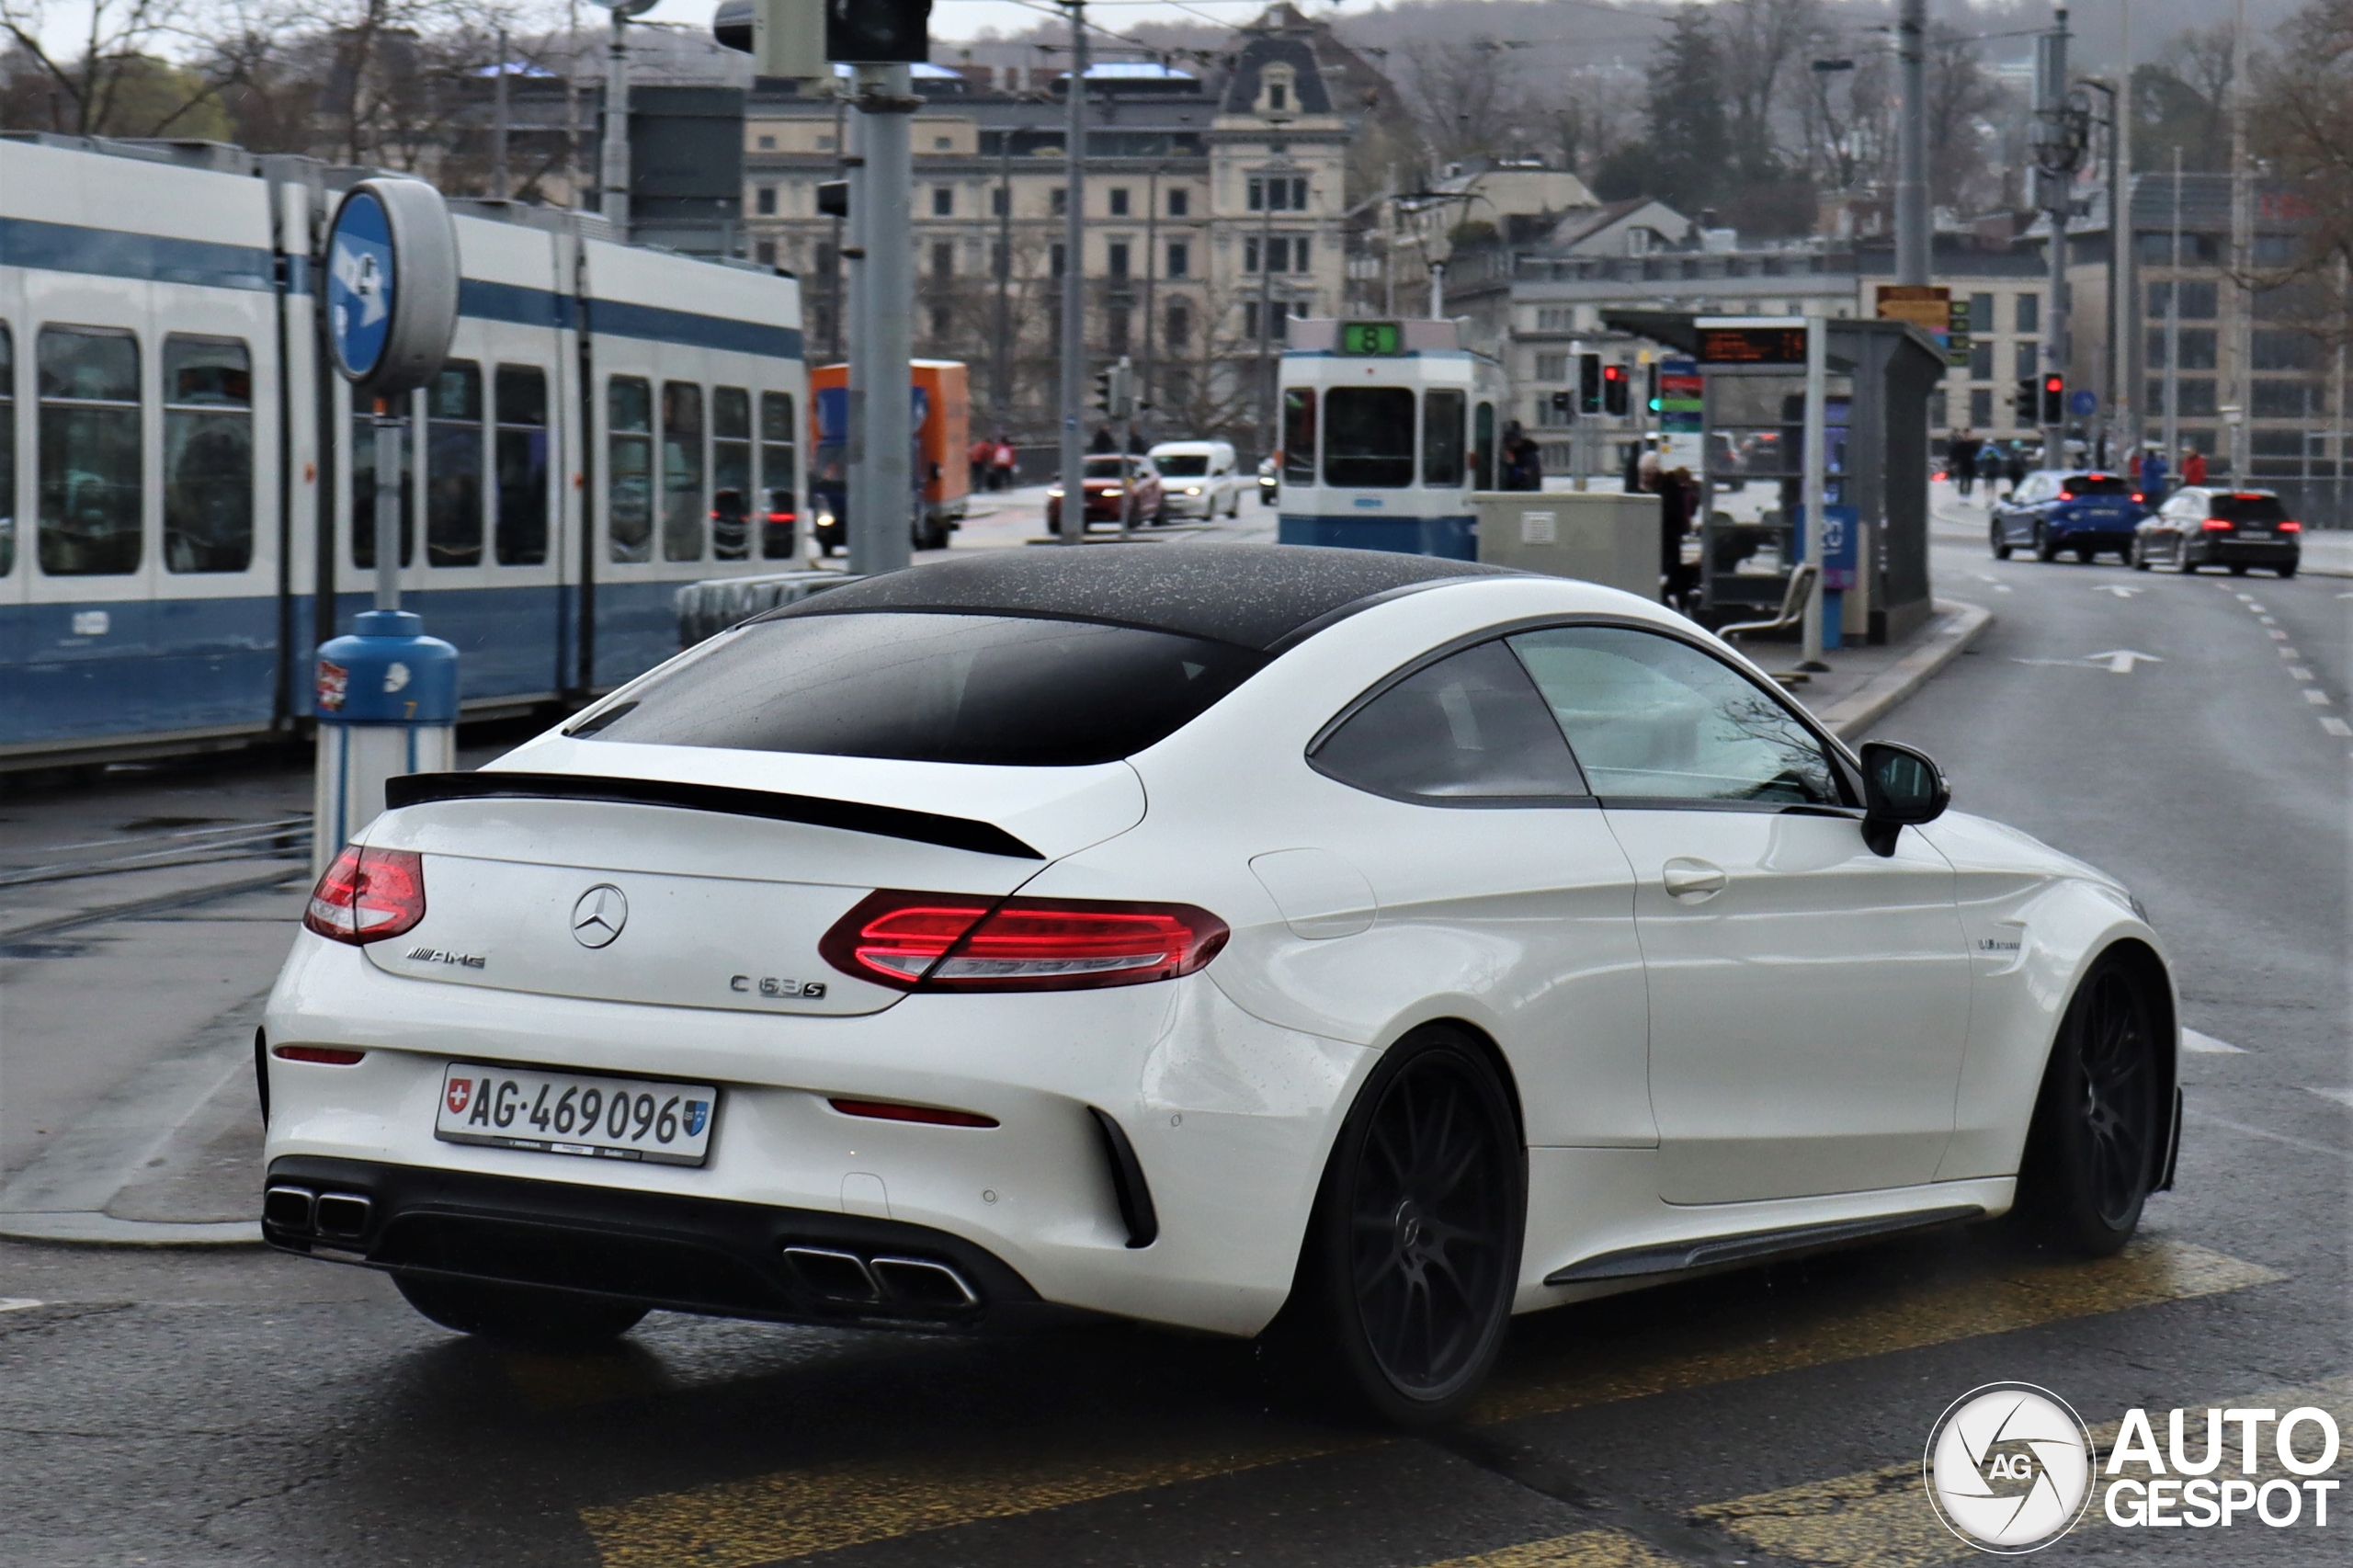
571,885 -> 628,948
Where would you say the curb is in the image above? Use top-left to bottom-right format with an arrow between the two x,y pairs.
1820,599 -> 1994,740
0,1212 -> 260,1247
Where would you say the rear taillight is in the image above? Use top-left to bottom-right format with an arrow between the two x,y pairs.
274,1045 -> 368,1065
2131,493 -> 2144,504
303,846 -> 426,945
819,891 -> 1229,993
2201,518 -> 2233,531
2279,520 -> 2302,533
766,510 -> 796,525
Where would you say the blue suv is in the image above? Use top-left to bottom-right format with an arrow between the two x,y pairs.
1990,470 -> 2149,563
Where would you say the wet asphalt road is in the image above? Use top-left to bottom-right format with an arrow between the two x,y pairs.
1,522 -> 2347,1568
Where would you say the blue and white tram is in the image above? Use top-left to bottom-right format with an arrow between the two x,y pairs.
0,133 -> 806,769
1273,317 -> 1507,560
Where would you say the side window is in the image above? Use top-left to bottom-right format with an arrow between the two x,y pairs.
351,396 -> 415,569
759,391 -> 797,560
37,324 -> 142,576
162,335 -> 253,573
1423,389 -> 1463,486
1473,400 -> 1496,491
1280,386 -> 1315,484
1509,626 -> 1842,806
1312,639 -> 1588,804
711,385 -> 751,562
608,376 -> 652,563
425,359 -> 483,566
1,325 -> 17,577
662,380 -> 705,562
494,365 -> 549,565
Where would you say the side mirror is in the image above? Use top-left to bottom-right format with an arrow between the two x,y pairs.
1859,741 -> 1949,857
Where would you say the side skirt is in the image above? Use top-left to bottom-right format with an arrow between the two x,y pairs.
1543,1203 -> 1986,1287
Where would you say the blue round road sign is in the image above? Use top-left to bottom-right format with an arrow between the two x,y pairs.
2069,389 -> 2098,417
326,190 -> 395,382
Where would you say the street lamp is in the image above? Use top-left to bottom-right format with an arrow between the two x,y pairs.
596,0 -> 658,237
1254,109 -> 1297,461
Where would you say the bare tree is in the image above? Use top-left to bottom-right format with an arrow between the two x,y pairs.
0,0 -> 216,136
1719,0 -> 1816,178
2250,0 -> 2353,355
1393,36 -> 1529,172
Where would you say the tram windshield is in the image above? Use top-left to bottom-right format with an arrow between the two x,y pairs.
1324,387 -> 1415,488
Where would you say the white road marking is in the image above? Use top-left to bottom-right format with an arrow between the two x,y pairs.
2189,1111 -> 2353,1162
2094,585 -> 2143,597
2271,630 -> 2290,640
1993,583 -> 2013,592
2261,616 -> 2279,626
2236,593 -> 2256,602
2086,649 -> 2164,673
2289,666 -> 2315,680
2311,1088 -> 2353,1108
2321,718 -> 2352,738
2305,689 -> 2333,706
2183,1028 -> 2247,1055
2280,646 -> 2302,658
2246,602 -> 2268,612
1972,572 -> 2001,583
0,1299 -> 41,1312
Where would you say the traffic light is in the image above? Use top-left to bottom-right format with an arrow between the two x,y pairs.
824,0 -> 932,62
1549,390 -> 1574,421
1645,362 -> 1661,415
1601,362 -> 1629,416
2013,377 -> 2038,422
2040,373 -> 2065,426
815,179 -> 848,218
1577,353 -> 1603,415
1093,358 -> 1134,420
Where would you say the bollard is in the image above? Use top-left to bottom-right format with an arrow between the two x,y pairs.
311,609 -> 459,878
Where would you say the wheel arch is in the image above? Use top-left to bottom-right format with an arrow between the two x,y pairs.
2086,937 -> 2182,1191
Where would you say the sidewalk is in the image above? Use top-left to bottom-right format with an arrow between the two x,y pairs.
1732,599 -> 1994,741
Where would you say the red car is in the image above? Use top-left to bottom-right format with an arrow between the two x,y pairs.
1047,456 -> 1164,533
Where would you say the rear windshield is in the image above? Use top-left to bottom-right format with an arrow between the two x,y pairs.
2211,493 -> 2289,523
576,612 -> 1267,766
2060,475 -> 2131,496
1153,453 -> 1210,476
1083,458 -> 1130,480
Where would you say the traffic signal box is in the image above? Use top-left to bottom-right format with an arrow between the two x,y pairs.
1601,363 -> 1628,416
1578,354 -> 1603,415
2040,374 -> 2065,426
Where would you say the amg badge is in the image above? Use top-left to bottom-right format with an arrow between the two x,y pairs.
408,946 -> 487,969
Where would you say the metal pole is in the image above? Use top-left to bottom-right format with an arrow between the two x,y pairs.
829,90 -> 847,362
492,25 -> 510,200
2227,0 -> 2251,484
858,63 -> 915,575
1428,257 -> 1443,321
373,403 -> 401,611
993,128 -> 1013,428
1256,181 -> 1275,455
2112,0 -> 2133,460
1057,1 -> 1088,543
1894,0 -> 1928,286
600,9 -> 629,234
843,120 -> 870,566
2040,10 -> 2070,463
1802,315 -> 1828,669
2164,148 -> 2180,473
566,1 -> 583,209
1141,163 -> 1158,429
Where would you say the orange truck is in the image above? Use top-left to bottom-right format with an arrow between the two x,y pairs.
807,359 -> 971,553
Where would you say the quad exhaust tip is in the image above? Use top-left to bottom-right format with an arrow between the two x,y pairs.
782,1245 -> 978,1311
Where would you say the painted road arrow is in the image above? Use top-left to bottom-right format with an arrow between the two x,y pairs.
2092,585 -> 2144,598
2086,650 -> 2164,673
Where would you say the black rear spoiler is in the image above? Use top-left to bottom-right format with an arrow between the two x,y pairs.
382,771 -> 1045,860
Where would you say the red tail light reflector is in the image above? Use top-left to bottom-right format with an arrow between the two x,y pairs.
2200,518 -> 2233,531
2131,493 -> 2144,504
274,1045 -> 368,1065
2279,520 -> 2302,533
820,891 -> 1229,992
828,1097 -> 999,1128
303,846 -> 427,945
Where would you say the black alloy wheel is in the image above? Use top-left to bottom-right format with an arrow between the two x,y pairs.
395,1273 -> 649,1346
1991,521 -> 2013,561
2016,955 -> 2162,1256
1273,1028 -> 1524,1426
2035,526 -> 2059,562
2131,540 -> 2152,571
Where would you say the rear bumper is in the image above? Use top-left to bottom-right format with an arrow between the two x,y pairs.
2188,539 -> 2299,565
264,1154 -> 1090,1332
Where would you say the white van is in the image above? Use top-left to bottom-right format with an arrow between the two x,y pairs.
1147,440 -> 1243,520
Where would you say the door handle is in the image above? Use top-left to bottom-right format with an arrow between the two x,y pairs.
1661,858 -> 1728,902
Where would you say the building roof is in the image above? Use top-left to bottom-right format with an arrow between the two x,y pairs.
1548,198 -> 1685,250
1222,32 -> 1333,115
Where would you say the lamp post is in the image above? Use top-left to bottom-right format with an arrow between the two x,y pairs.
1056,1 -> 1089,544
597,0 -> 655,236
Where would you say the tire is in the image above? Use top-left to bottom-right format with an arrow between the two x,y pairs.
2277,563 -> 2297,579
2034,528 -> 2059,562
395,1274 -> 648,1346
2012,956 -> 2164,1257
2176,545 -> 2197,574
2229,562 -> 2250,576
1267,1026 -> 1524,1426
1990,522 -> 2013,561
2131,541 -> 2152,571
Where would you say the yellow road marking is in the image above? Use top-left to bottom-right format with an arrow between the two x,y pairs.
1421,1529 -> 1684,1567
580,1239 -> 2280,1568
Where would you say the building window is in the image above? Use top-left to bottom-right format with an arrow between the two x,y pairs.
2176,328 -> 2218,369
756,239 -> 777,266
756,135 -> 775,150
1245,300 -> 1294,341
816,134 -> 835,151
2147,378 -> 2218,417
1168,188 -> 1188,218
1970,388 -> 1994,426
2014,342 -> 2040,379
1535,352 -> 1567,381
1257,64 -> 1294,116
991,186 -> 1008,218
929,303 -> 952,340
161,334 -> 253,574
1165,241 -> 1188,278
1108,306 -> 1131,355
755,186 -> 777,216
1108,242 -> 1130,278
1969,342 -> 1994,379
991,240 -> 1007,278
1292,237 -> 1309,272
931,241 -> 954,280
1166,300 -> 1190,349
2252,330 -> 2320,371
1051,187 -> 1067,216
40,324 -> 144,576
1968,292 -> 1993,332
1246,176 -> 1309,212
494,364 -> 549,566
816,242 -> 836,275
2252,379 -> 2317,418
934,134 -> 952,151
661,381 -> 705,563
1051,242 -> 1066,278
711,386 -> 751,563
932,187 -> 953,217
1535,307 -> 1575,331
607,377 -> 651,564
425,359 -> 484,568
1108,187 -> 1130,217
2015,294 -> 2039,334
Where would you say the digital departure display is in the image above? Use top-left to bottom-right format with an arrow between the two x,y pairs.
1697,326 -> 1809,365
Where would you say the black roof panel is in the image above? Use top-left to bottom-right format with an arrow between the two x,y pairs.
767,544 -> 1512,651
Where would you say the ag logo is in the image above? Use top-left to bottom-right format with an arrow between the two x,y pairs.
1926,1382 -> 2095,1553
446,1077 -> 472,1115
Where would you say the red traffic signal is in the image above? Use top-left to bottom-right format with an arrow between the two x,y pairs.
1600,362 -> 1629,416
2039,373 -> 2065,425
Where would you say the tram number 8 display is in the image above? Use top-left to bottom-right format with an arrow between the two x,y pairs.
1338,322 -> 1404,357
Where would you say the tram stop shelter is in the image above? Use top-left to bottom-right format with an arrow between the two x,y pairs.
1604,312 -> 1949,645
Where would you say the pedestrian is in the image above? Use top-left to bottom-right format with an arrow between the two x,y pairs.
2181,445 -> 2207,487
1949,429 -> 1978,498
1497,421 -> 1541,490
1659,465 -> 1699,608
2003,443 -> 2028,495
1088,426 -> 1115,455
1975,440 -> 2002,500
1637,439 -> 1663,493
2139,445 -> 2168,500
991,435 -> 1017,491
967,435 -> 989,493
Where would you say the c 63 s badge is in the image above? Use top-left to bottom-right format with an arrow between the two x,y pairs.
733,975 -> 825,1000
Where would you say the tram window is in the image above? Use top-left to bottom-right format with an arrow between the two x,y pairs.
711,385 -> 752,562
1323,387 -> 1415,489
1281,387 -> 1315,484
160,335 -> 254,574
662,381 -> 705,562
351,399 -> 415,568
1473,401 -> 1496,491
425,360 -> 483,567
1423,390 -> 1464,487
759,391 -> 798,560
494,365 -> 549,565
0,325 -> 14,577
37,324 -> 142,576
608,376 -> 653,563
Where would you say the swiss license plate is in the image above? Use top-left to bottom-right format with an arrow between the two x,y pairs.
437,1064 -> 718,1166
2239,529 -> 2271,540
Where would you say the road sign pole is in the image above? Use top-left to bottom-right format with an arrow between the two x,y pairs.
373,406 -> 400,611
850,62 -> 914,577
1801,315 -> 1830,671
1057,0 -> 1088,545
